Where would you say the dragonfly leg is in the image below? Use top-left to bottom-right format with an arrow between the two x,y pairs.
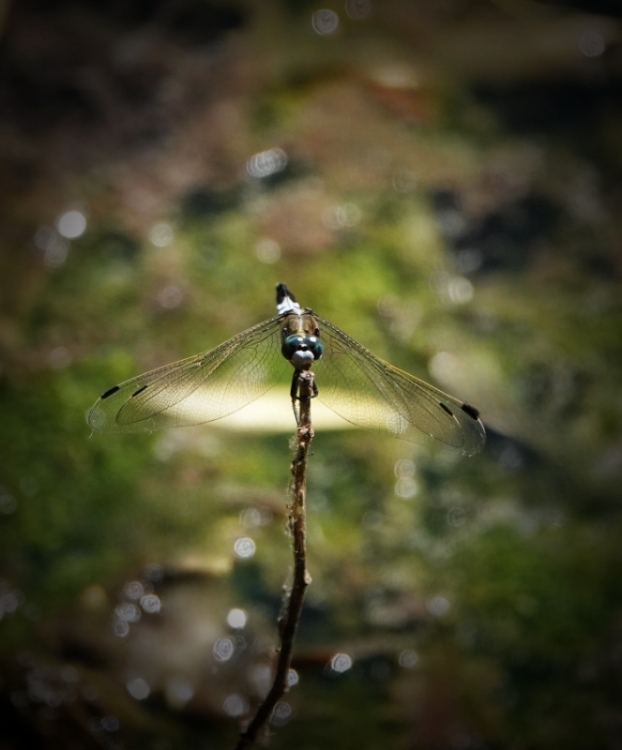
290,370 -> 318,399
290,369 -> 300,402
290,369 -> 302,425
290,368 -> 318,425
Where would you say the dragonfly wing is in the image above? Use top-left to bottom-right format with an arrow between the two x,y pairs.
88,315 -> 289,433
313,317 -> 485,455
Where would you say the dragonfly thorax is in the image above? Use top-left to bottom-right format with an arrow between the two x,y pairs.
281,312 -> 324,371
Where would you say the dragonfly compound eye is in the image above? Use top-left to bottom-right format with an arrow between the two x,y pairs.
282,335 -> 305,360
303,335 -> 323,360
282,334 -> 324,369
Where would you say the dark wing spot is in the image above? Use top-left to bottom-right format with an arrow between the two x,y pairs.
101,385 -> 120,399
132,385 -> 148,397
439,402 -> 454,416
461,403 -> 480,420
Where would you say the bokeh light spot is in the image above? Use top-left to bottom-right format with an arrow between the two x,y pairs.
144,564 -> 164,583
427,595 -> 450,617
330,652 -> 352,673
436,208 -> 465,238
428,351 -> 460,382
126,677 -> 150,701
140,594 -> 161,614
433,272 -> 474,304
499,444 -> 524,471
287,669 -> 299,687
101,716 -> 119,732
48,347 -> 71,370
166,678 -> 194,707
447,276 -> 473,304
246,148 -> 287,179
1,592 -> 19,613
115,603 -> 141,622
255,239 -> 281,264
222,693 -> 249,717
213,637 -> 235,662
34,227 -> 55,250
322,203 -> 361,229
312,9 -> 339,35
113,620 -> 130,638
157,284 -> 183,309
394,459 -> 415,478
226,608 -> 247,629
399,649 -> 419,668
240,508 -> 261,527
44,239 -> 69,268
579,30 -> 605,58
345,0 -> 372,20
270,701 -> 292,726
395,477 -> 419,499
56,210 -> 87,239
0,493 -> 17,515
233,537 -> 256,559
454,248 -> 482,274
124,581 -> 144,600
150,223 -> 174,247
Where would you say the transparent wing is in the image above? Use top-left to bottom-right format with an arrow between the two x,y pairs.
313,316 -> 485,455
88,315 -> 289,433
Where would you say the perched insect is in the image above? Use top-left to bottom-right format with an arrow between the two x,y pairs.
88,283 -> 485,455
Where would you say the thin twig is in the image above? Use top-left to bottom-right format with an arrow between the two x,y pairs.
233,370 -> 314,750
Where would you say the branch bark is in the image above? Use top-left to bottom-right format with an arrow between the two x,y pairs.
233,370 -> 314,750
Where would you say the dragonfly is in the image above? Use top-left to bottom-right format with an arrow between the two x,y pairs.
88,283 -> 485,455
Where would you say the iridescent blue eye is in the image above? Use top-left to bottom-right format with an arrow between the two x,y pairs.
282,335 -> 305,360
303,335 -> 324,360
281,334 -> 324,368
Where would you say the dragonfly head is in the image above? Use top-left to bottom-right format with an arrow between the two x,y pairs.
282,333 -> 324,370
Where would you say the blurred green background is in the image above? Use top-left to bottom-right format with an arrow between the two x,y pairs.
1,1 -> 622,748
